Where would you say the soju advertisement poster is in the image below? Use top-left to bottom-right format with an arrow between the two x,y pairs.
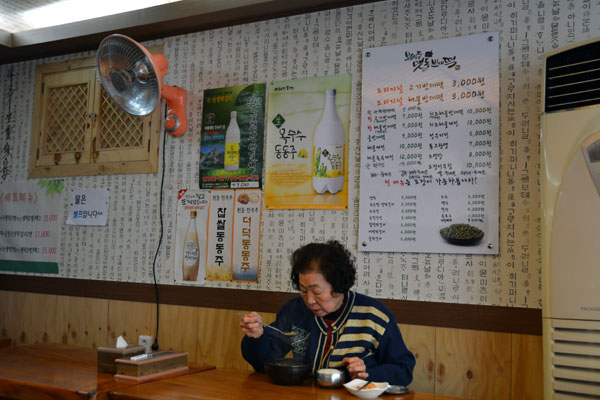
174,189 -> 209,285
205,189 -> 262,283
264,74 -> 352,209
200,84 -> 266,190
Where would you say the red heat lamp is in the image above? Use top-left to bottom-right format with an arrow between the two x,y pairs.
96,34 -> 187,137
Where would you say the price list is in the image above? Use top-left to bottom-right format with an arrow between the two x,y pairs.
359,33 -> 499,254
0,180 -> 63,273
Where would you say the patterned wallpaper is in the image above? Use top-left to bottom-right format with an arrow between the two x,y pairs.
1,0 -> 597,308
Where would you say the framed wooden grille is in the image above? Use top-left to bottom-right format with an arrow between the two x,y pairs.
98,90 -> 145,150
45,83 -> 89,153
28,45 -> 163,178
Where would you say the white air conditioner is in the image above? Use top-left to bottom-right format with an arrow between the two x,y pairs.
541,39 -> 600,399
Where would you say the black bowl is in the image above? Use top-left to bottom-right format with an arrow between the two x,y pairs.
264,358 -> 311,385
440,230 -> 484,246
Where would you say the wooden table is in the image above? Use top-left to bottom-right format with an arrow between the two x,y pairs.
0,343 -> 213,400
109,368 -> 467,400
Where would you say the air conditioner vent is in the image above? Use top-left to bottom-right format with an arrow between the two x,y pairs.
554,393 -> 600,400
545,40 -> 600,113
551,319 -> 600,398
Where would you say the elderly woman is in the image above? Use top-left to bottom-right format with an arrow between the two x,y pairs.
240,240 -> 415,385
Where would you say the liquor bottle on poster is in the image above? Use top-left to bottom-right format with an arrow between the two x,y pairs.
313,89 -> 345,194
224,111 -> 240,171
182,211 -> 199,281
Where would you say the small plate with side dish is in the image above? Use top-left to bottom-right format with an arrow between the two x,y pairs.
343,379 -> 389,398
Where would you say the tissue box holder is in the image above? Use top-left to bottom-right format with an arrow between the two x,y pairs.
114,351 -> 189,382
97,344 -> 146,373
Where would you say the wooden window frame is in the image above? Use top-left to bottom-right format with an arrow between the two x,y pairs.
28,45 -> 163,178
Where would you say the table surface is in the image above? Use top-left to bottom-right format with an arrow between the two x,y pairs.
0,343 -> 213,400
109,367 -> 467,400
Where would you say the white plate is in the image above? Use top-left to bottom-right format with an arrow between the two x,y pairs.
343,379 -> 389,399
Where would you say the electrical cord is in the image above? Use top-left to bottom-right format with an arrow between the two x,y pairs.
150,111 -> 168,352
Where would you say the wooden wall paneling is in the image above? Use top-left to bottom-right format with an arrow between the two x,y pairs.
196,308 -> 245,369
157,303 -> 199,361
67,297 -> 109,348
0,276 -> 543,335
511,334 -> 543,400
0,291 -> 546,398
107,299 -> 154,346
435,327 -> 511,400
398,323 -> 435,393
22,293 -> 69,345
0,291 -> 26,345
196,308 -> 276,370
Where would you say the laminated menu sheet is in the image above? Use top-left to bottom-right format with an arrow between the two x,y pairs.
358,33 -> 500,254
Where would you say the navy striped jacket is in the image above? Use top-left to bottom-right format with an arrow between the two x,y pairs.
242,291 -> 415,385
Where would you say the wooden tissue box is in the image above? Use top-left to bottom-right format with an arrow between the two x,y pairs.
115,351 -> 188,382
97,344 -> 146,373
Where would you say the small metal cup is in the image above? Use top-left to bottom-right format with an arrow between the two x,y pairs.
316,368 -> 344,388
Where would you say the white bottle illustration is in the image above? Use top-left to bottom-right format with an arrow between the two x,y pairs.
313,89 -> 346,194
182,210 -> 199,281
224,111 -> 240,172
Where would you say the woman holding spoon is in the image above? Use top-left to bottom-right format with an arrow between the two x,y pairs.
239,240 -> 415,385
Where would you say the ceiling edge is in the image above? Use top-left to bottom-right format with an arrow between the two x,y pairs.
0,0 -> 380,65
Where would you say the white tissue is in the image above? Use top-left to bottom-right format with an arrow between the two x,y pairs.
116,335 -> 128,349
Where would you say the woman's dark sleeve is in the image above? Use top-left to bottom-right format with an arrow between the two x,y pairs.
241,334 -> 273,372
366,316 -> 416,385
240,305 -> 294,372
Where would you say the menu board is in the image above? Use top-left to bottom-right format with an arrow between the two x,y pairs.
358,33 -> 499,254
0,180 -> 64,273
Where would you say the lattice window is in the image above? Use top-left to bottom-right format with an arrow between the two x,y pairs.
45,83 -> 88,153
98,89 -> 145,150
28,47 -> 163,178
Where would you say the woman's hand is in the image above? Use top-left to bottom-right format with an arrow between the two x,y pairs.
239,312 -> 264,339
342,357 -> 369,380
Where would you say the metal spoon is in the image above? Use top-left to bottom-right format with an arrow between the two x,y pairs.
237,313 -> 297,336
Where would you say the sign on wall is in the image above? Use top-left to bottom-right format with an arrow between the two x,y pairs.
358,33 -> 500,254
199,84 -> 266,190
174,189 -> 210,285
66,188 -> 109,226
173,188 -> 264,284
264,74 -> 352,209
0,180 -> 64,273
204,189 -> 262,282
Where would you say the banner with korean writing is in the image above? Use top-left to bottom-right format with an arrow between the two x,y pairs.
232,190 -> 261,282
265,74 -> 352,209
0,180 -> 64,273
174,189 -> 210,285
206,190 -> 235,280
358,33 -> 500,254
66,188 -> 109,226
200,84 -> 266,189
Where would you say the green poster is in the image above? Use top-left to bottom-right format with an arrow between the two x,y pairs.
200,84 -> 266,189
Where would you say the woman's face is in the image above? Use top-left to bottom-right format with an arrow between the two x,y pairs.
298,270 -> 344,317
